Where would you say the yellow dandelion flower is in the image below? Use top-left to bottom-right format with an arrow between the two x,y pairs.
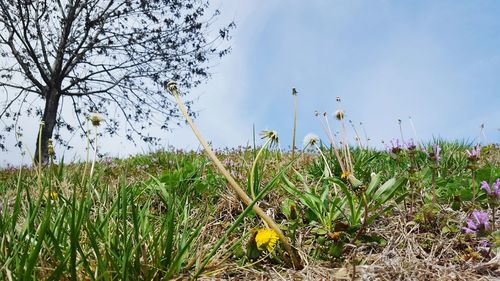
341,172 -> 350,180
50,191 -> 58,200
255,228 -> 279,252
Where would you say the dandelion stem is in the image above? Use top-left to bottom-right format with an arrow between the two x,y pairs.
291,88 -> 297,160
81,123 -> 90,185
89,125 -> 98,179
339,118 -> 353,172
350,193 -> 368,244
250,137 -> 273,199
314,143 -> 337,194
431,165 -> 437,204
37,122 -> 43,189
167,81 -> 302,269
321,115 -> 346,173
492,205 -> 496,230
360,122 -> 370,149
471,170 -> 477,204
408,116 -> 420,147
398,119 -> 405,145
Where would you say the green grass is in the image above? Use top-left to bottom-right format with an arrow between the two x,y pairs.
0,142 -> 499,280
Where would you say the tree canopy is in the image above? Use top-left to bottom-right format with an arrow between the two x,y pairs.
0,0 -> 234,162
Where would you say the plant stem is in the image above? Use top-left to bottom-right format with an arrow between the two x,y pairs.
321,115 -> 346,173
408,116 -> 421,148
398,119 -> 405,145
82,123 -> 91,185
338,118 -> 354,172
471,170 -> 477,204
360,122 -> 370,148
431,165 -> 437,205
349,120 -> 363,149
37,122 -> 43,189
492,205 -> 496,230
89,125 -> 98,179
250,137 -> 272,199
350,193 -> 368,244
314,143 -> 337,194
291,89 -> 297,160
410,180 -> 415,218
314,143 -> 332,176
167,81 -> 302,269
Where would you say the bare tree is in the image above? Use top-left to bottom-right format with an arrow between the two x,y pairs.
0,0 -> 234,163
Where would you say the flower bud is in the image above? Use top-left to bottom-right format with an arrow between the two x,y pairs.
334,110 -> 344,120
166,80 -> 178,95
89,113 -> 104,127
47,138 -> 55,157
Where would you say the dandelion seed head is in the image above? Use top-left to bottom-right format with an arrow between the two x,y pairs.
260,130 -> 279,146
303,133 -> 319,148
166,80 -> 178,94
89,113 -> 104,127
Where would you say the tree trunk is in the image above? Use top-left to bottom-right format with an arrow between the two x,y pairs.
34,89 -> 60,164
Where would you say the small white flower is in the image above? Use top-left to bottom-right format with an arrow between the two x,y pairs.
303,133 -> 319,148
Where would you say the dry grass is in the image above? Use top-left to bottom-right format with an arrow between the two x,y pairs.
186,216 -> 499,280
183,185 -> 500,281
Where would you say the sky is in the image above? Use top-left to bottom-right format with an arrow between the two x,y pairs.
1,0 -> 500,166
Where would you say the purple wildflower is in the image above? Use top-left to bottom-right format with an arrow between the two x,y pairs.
386,139 -> 402,154
223,158 -> 231,166
481,178 -> 500,200
478,240 -> 491,248
465,145 -> 481,161
136,164 -> 149,170
433,144 -> 441,162
423,144 -> 441,163
481,181 -> 490,194
462,209 -> 491,234
405,139 -> 416,151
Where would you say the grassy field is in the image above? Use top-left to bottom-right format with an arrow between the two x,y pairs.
0,137 -> 499,280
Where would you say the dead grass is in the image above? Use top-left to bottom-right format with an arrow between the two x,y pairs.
186,192 -> 500,281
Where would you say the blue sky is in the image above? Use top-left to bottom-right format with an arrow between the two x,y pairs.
2,0 -> 499,165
